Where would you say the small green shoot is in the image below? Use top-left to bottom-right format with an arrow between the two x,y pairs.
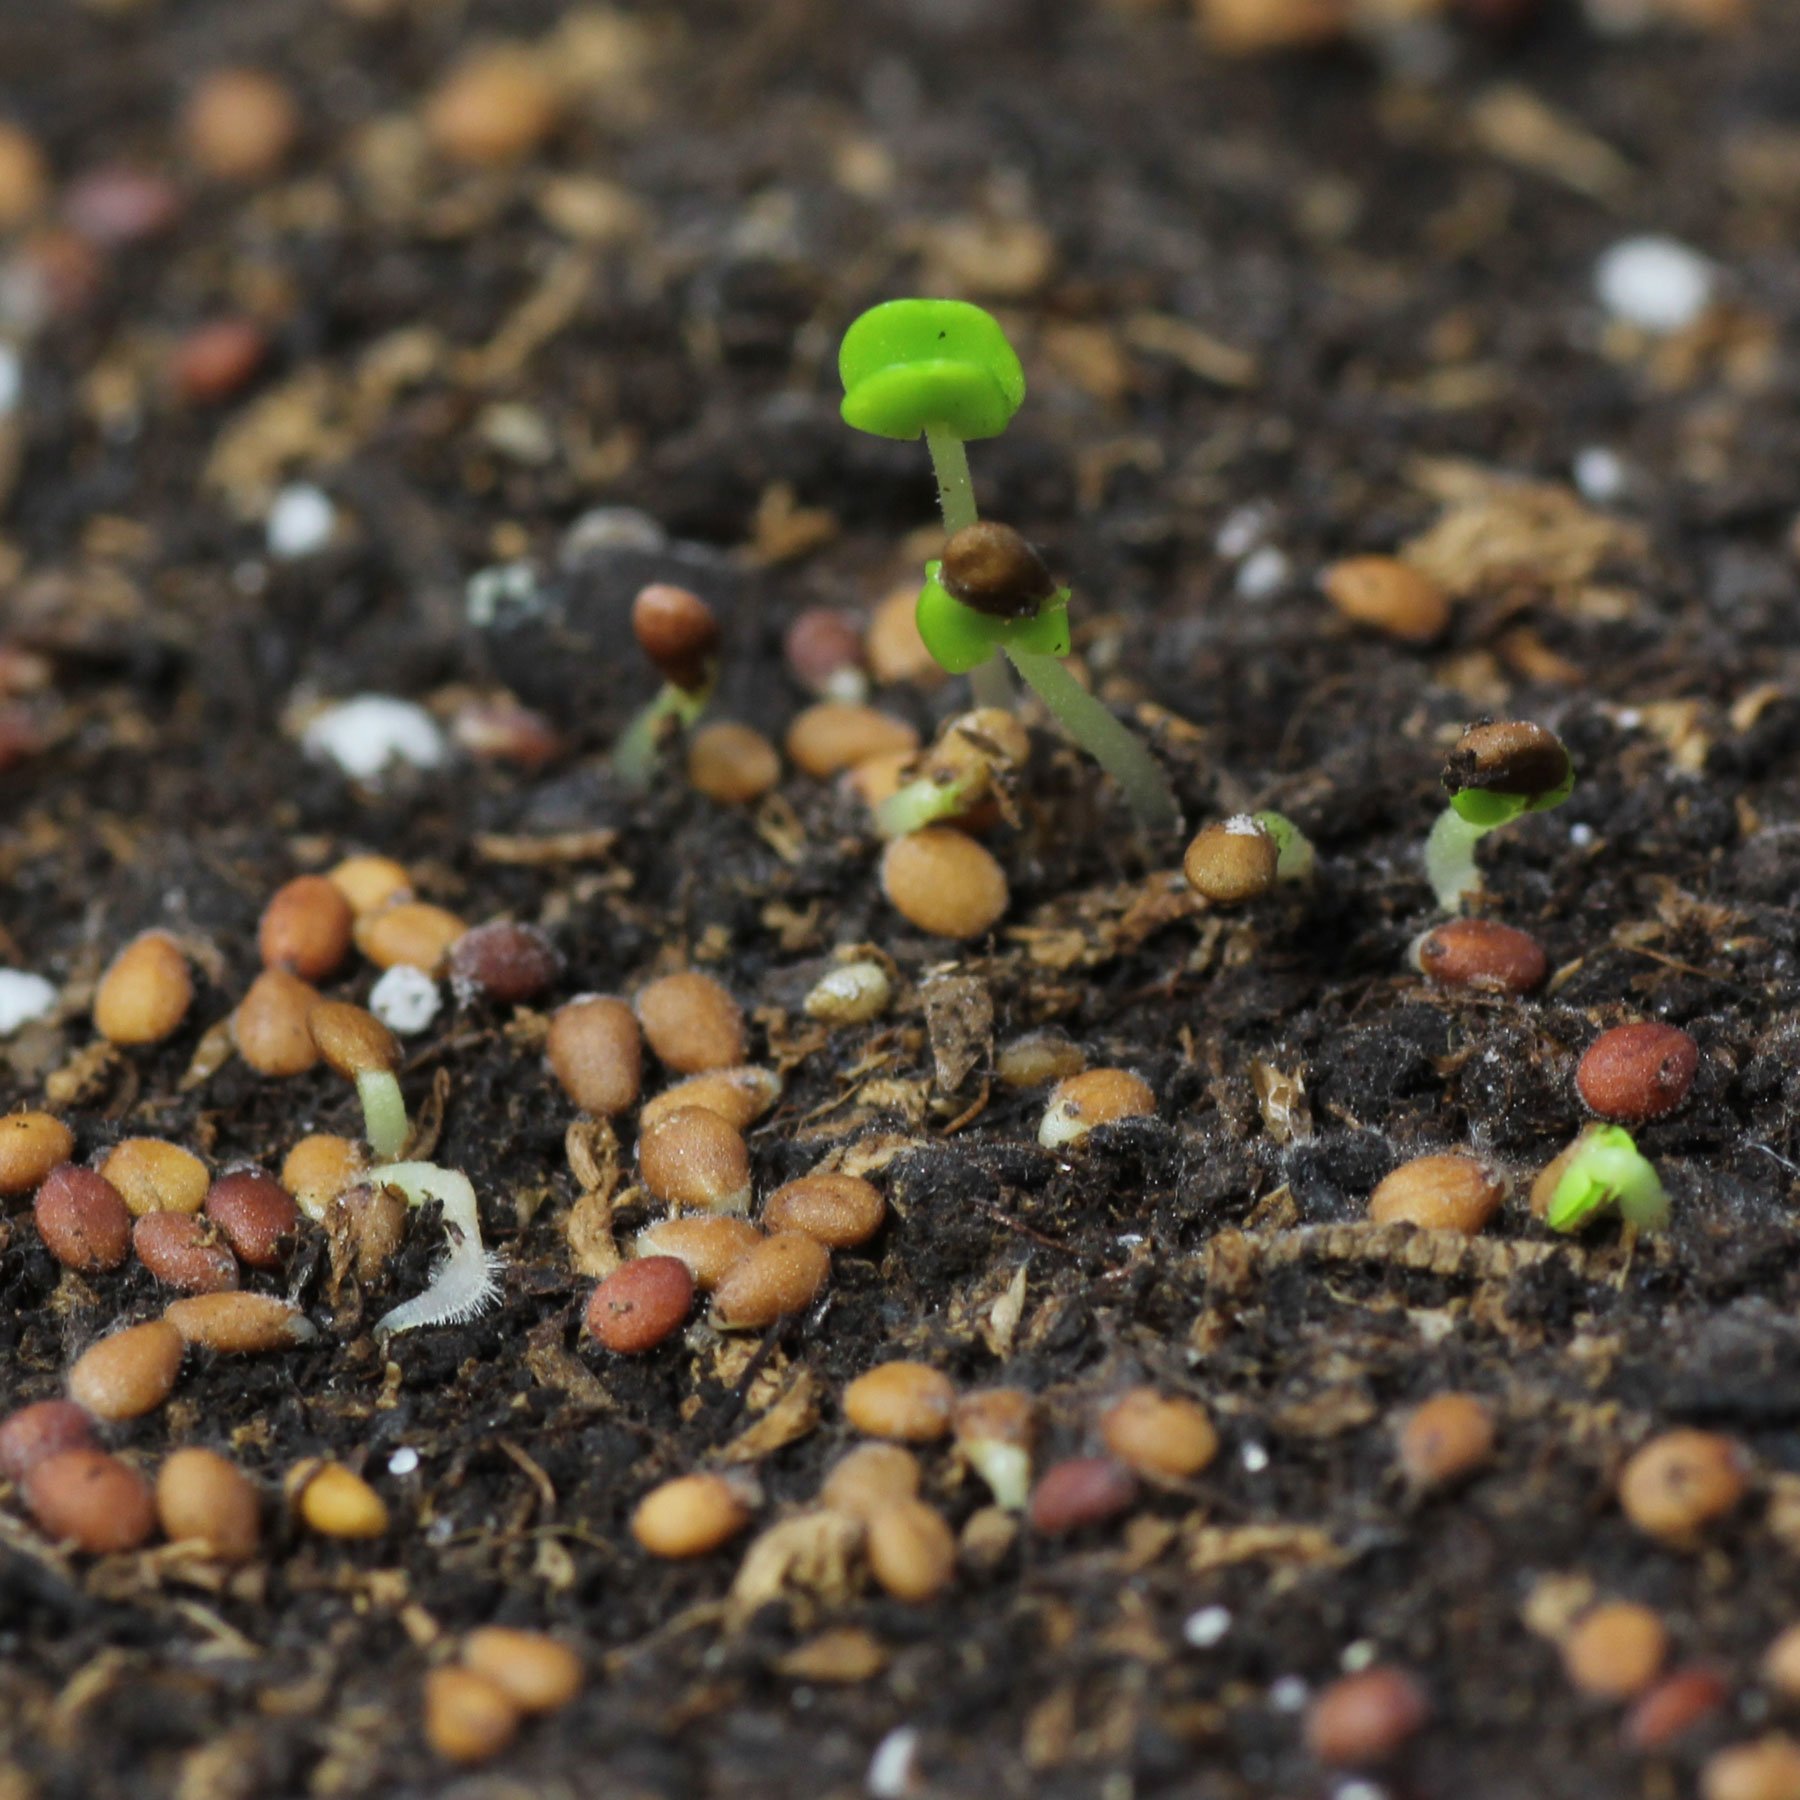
1254,811 -> 1317,883
614,583 -> 720,787
1546,1124 -> 1669,1234
1425,719 -> 1574,910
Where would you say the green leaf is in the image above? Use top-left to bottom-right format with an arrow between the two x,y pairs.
915,562 -> 1070,675
1547,1125 -> 1668,1234
839,299 -> 1026,442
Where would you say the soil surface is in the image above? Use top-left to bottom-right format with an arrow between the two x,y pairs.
6,3 -> 1800,1798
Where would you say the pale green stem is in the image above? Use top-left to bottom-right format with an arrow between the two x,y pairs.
1254,811 -> 1316,882
1424,807 -> 1491,911
875,770 -> 983,839
356,1069 -> 409,1162
923,424 -> 1013,709
1005,647 -> 1180,836
613,680 -> 712,789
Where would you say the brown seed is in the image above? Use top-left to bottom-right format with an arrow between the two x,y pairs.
448,921 -> 561,1006
326,854 -> 414,917
1396,1392 -> 1495,1492
547,996 -> 642,1116
784,607 -> 867,697
425,45 -> 561,168
1039,1068 -> 1156,1149
134,1211 -> 241,1294
1625,1666 -> 1730,1751
0,1111 -> 76,1196
996,1032 -> 1086,1089
1100,1388 -> 1220,1481
636,971 -> 746,1074
762,1174 -> 885,1249
297,1461 -> 389,1537
1304,1667 -> 1431,1768
233,968 -> 322,1076
866,1498 -> 957,1603
1367,1152 -> 1506,1235
1618,1430 -> 1749,1543
331,1180 -> 409,1284
16,225 -> 104,317
940,521 -> 1057,619
687,721 -> 782,806
1702,1737 -> 1800,1800
1562,1601 -> 1667,1701
867,583 -> 941,688
156,1447 -> 261,1560
181,68 -> 299,182
169,317 -> 267,405
1442,718 -> 1572,803
67,1319 -> 185,1420
462,1628 -> 584,1714
204,1169 -> 300,1270
165,1292 -> 316,1354
1764,1626 -> 1800,1702
1183,817 -> 1279,905
710,1232 -> 831,1330
585,1256 -> 695,1353
820,1443 -> 922,1521
23,1450 -> 156,1554
639,1065 -> 781,1134
451,696 -> 564,770
307,1000 -> 399,1077
787,702 -> 920,779
1320,555 -> 1449,644
94,931 -> 193,1046
631,1216 -> 763,1291
1027,1457 -> 1138,1536
1411,918 -> 1549,996
424,1666 -> 521,1765
639,1107 -> 752,1215
354,900 -> 467,973
1577,1023 -> 1699,1123
0,1400 -> 97,1483
64,166 -> 180,246
881,828 -> 1008,940
102,1138 -> 210,1217
0,121 -> 49,229
281,1133 -> 367,1222
259,875 -> 354,980
631,1472 -> 752,1558
843,1363 -> 957,1442
631,583 -> 720,693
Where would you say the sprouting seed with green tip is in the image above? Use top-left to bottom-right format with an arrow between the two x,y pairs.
1425,718 -> 1574,910
1546,1125 -> 1669,1234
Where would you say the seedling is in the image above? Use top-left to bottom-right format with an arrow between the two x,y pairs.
613,583 -> 720,787
839,298 -> 1179,835
369,1160 -> 504,1335
308,1000 -> 409,1161
874,707 -> 1029,838
1183,811 -> 1316,905
1545,1125 -> 1668,1234
1425,719 -> 1574,910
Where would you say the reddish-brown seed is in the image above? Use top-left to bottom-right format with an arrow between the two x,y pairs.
843,1363 -> 958,1443
164,1293 -> 315,1354
546,997 -> 642,1117
710,1232 -> 831,1330
1320,555 -> 1449,644
134,1211 -> 241,1294
639,1107 -> 752,1215
1100,1389 -> 1220,1480
23,1450 -> 157,1553
1577,1023 -> 1700,1123
0,1400 -> 97,1483
1702,1737 -> 1800,1800
1562,1601 -> 1667,1701
686,722 -> 782,806
631,583 -> 720,693
0,1111 -> 76,1195
182,68 -> 300,182
1623,1666 -> 1731,1751
156,1447 -> 262,1560
63,166 -> 180,245
93,932 -> 193,1046
451,697 -> 564,770
1304,1667 -> 1431,1767
67,1319 -> 185,1420
448,921 -> 561,1006
170,318 -> 267,405
1618,1430 -> 1749,1543
32,1164 -> 132,1272
631,1216 -> 763,1291
1396,1392 -> 1496,1492
584,1257 -> 695,1353
1413,918 -> 1549,995
259,875 -> 354,980
761,1174 -> 885,1249
1027,1457 -> 1138,1536
204,1169 -> 300,1270
636,971 -> 746,1074
233,968 -> 322,1076
788,702 -> 921,779
1367,1153 -> 1506,1235
784,608 -> 866,697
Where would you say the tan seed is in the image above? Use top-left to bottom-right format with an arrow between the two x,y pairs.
1701,1737 -> 1800,1800
631,1472 -> 752,1559
820,1443 -> 921,1521
67,1319 -> 185,1420
687,722 -> 781,805
23,1450 -> 156,1554
0,121 -> 49,229
34,1165 -> 132,1272
327,854 -> 414,917
996,1032 -> 1086,1089
354,901 -> 467,973
0,1400 -> 96,1482
1320,555 -> 1449,643
1183,817 -> 1278,905
631,1216 -> 763,1290
639,1107 -> 752,1215
636,971 -> 746,1074
307,1000 -> 399,1077
424,1666 -> 520,1764
133,1211 -> 240,1293
332,1180 -> 408,1284
94,932 -> 193,1045
1562,1601 -> 1667,1701
156,1447 -> 261,1560
1396,1392 -> 1495,1492
0,1110 -> 76,1195
867,582 -> 941,688
640,1065 -> 782,1134
787,702 -> 920,779
297,1461 -> 389,1537
1367,1153 -> 1506,1235
233,968 -> 322,1076
844,1363 -> 957,1442
762,1174 -> 885,1249
165,1292 -> 316,1353
425,45 -> 561,168
1764,1626 -> 1800,1702
866,1498 -> 957,1603
1304,1666 -> 1431,1768
1039,1068 -> 1156,1149
182,68 -> 299,182
259,875 -> 354,980
547,996 -> 641,1116
1100,1388 -> 1220,1480
710,1232 -> 831,1330
880,828 -> 1009,940
281,1133 -> 367,1222
462,1628 -> 584,1714
102,1138 -> 210,1216
1618,1429 -> 1749,1543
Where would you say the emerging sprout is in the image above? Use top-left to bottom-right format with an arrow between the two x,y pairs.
1182,811 -> 1315,904
613,583 -> 721,787
1544,1124 -> 1669,1235
369,1161 -> 504,1335
308,1000 -> 409,1161
1425,719 -> 1574,911
839,298 -> 1179,835
874,707 -> 1030,838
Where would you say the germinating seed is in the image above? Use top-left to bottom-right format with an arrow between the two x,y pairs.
307,1000 -> 399,1077
134,1211 -> 241,1293
866,1498 -> 957,1603
631,582 -> 719,691
156,1447 -> 261,1561
1100,1388 -> 1219,1480
821,1444 -> 923,1521
1320,554 -> 1449,644
462,1628 -> 584,1714
259,875 -> 354,981
710,1232 -> 830,1330
233,968 -> 322,1076
687,722 -> 782,805
334,1181 -> 408,1284
1618,1429 -> 1749,1543
0,1110 -> 74,1195
1562,1601 -> 1667,1700
631,1471 -> 751,1558
631,1216 -> 763,1290
0,1400 -> 97,1482
33,1164 -> 132,1271
786,702 -> 919,779
1396,1392 -> 1495,1492
24,1450 -> 157,1554
448,920 -> 561,1006
281,1133 -> 366,1222
1577,1022 -> 1699,1123
327,853 -> 413,917
165,1292 -> 316,1353
761,1173 -> 885,1248
585,1256 -> 694,1353
640,1065 -> 780,1134
1182,817 -> 1278,905
297,1462 -> 389,1537
1039,1068 -> 1156,1149
1367,1152 -> 1506,1235
423,1667 -> 521,1765
355,900 -> 467,973
880,828 -> 1008,940
639,1107 -> 752,1215
996,1032 -> 1085,1089
547,996 -> 642,1117
1701,1737 -> 1800,1800
803,960 -> 892,1026
1303,1666 -> 1430,1768
204,1169 -> 299,1270
67,1319 -> 185,1421
1411,918 -> 1549,995
843,1363 -> 957,1442
102,1138 -> 211,1217
636,971 -> 746,1074
1625,1667 -> 1730,1751
1027,1457 -> 1138,1537
954,1390 -> 1035,1511
93,932 -> 193,1046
